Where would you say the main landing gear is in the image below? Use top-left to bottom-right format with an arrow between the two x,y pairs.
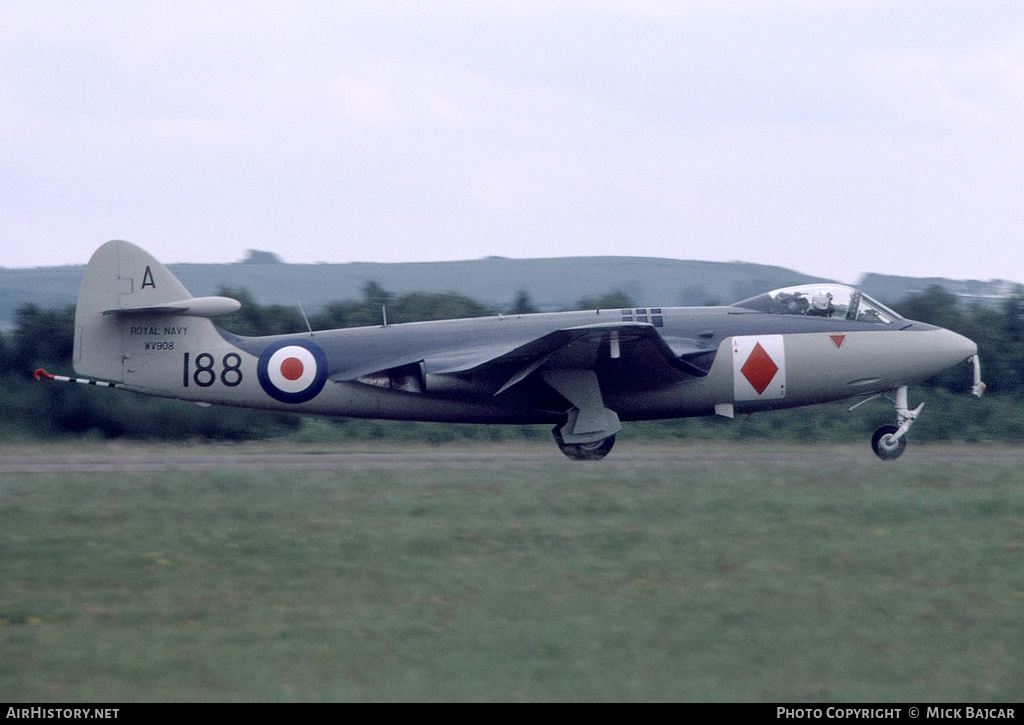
543,369 -> 621,461
869,386 -> 921,461
553,427 -> 616,461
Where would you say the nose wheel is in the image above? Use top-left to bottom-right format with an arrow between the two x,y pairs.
871,425 -> 906,460
869,386 -> 920,460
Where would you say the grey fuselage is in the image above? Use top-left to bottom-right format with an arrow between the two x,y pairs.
184,302 -> 975,425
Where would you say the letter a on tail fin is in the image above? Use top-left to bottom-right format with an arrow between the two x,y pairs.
74,240 -> 240,383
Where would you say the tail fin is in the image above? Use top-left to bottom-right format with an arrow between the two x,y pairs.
74,240 -> 240,382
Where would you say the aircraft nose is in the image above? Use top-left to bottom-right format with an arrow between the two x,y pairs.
931,327 -> 977,368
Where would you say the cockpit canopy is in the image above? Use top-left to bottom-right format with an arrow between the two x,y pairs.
735,284 -> 902,325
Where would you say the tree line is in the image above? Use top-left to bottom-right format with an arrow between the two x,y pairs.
2,282 -> 1023,444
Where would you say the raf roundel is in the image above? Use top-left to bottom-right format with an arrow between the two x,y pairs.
257,339 -> 329,404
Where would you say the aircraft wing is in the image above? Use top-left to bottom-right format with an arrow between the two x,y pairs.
331,321 -> 716,392
432,321 -> 705,371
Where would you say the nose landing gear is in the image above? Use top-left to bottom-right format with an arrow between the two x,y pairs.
870,386 -> 921,460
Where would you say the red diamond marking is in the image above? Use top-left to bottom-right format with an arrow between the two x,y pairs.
831,334 -> 846,349
741,342 -> 779,395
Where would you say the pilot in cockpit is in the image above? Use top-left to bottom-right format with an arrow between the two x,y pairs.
807,290 -> 835,317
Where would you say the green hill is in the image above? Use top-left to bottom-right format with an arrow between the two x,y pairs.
0,253 -> 829,329
2,250 -> 1019,330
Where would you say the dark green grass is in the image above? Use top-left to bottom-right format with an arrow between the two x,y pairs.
2,454 -> 1023,701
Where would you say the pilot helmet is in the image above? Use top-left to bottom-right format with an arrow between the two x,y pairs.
811,290 -> 833,310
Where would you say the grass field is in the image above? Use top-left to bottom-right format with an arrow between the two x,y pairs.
1,444 -> 1023,702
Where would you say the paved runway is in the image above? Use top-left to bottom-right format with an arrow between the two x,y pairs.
2,446 -> 1021,473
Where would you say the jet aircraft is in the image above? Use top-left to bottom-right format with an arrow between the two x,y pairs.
38,240 -> 983,460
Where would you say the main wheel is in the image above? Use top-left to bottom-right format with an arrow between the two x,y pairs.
553,428 -> 615,461
871,425 -> 906,460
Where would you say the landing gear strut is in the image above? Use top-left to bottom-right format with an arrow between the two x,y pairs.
553,427 -> 616,461
870,386 -> 921,461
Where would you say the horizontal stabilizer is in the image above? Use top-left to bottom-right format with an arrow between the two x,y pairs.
103,295 -> 241,318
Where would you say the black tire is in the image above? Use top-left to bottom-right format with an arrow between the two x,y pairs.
553,428 -> 616,461
871,425 -> 906,460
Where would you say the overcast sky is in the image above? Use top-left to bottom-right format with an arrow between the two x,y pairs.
2,1 -> 1023,285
